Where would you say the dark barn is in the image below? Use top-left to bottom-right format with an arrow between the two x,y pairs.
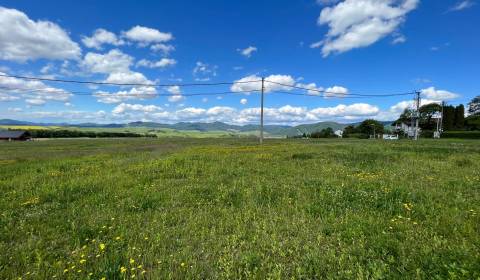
0,131 -> 31,141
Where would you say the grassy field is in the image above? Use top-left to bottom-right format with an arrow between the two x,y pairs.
0,138 -> 479,279
0,125 -> 262,138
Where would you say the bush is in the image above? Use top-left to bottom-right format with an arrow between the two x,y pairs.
442,131 -> 480,139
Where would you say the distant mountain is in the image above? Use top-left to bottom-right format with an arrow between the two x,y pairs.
0,119 -> 391,136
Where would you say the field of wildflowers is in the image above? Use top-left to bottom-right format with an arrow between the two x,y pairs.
1,138 -> 479,279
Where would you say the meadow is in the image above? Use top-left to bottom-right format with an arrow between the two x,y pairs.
0,138 -> 479,279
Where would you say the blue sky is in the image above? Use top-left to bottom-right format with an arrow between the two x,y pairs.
0,0 -> 478,124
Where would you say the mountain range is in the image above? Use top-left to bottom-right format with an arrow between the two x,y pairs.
0,119 -> 393,137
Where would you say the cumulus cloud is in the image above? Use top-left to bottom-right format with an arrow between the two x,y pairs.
82,49 -> 133,74
312,0 -> 419,56
231,74 -> 296,93
240,98 -> 248,105
0,6 -> 81,61
0,71 -> 71,105
82,28 -> 124,49
136,58 -> 177,68
238,46 -> 258,58
112,103 -> 162,114
150,43 -> 175,55
106,102 -> 381,125
193,61 -> 218,81
123,25 -> 173,45
167,85 -> 184,102
94,86 -> 157,104
420,87 -> 459,101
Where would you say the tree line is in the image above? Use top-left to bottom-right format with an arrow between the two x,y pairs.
394,95 -> 480,131
15,129 -> 157,138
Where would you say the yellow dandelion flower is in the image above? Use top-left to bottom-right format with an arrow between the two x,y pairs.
137,265 -> 143,269
120,266 -> 127,273
80,259 -> 86,264
131,268 -> 136,271
99,243 -> 106,250
63,269 -> 69,273
131,275 -> 136,279
141,270 -> 146,274
77,269 -> 82,273
115,236 -> 121,241
144,237 -> 149,240
71,265 -> 76,269
129,258 -> 135,264
181,262 -> 185,267
88,272 -> 93,276
101,277 -> 106,280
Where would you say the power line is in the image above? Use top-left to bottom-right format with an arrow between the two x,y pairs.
264,80 -> 415,97
0,73 -> 262,88
0,85 -> 260,97
272,90 -> 415,99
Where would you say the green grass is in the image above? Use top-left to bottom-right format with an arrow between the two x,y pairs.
1,138 -> 479,279
0,125 -> 263,138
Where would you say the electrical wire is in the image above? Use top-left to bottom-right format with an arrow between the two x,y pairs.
264,80 -> 415,97
0,85 -> 260,97
0,73 -> 262,88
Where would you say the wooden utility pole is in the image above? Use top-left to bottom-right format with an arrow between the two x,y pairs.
260,77 -> 265,144
414,90 -> 421,140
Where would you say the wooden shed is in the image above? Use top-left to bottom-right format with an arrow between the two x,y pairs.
0,131 -> 31,141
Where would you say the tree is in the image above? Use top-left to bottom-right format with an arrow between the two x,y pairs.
454,104 -> 465,129
465,115 -> 480,130
357,119 -> 384,136
419,103 -> 442,130
442,105 -> 455,131
396,108 -> 414,125
342,125 -> 356,137
467,95 -> 480,116
311,127 -> 335,138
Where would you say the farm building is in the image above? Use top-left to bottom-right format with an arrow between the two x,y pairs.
0,130 -> 31,141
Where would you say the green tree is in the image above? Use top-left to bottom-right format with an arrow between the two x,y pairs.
467,95 -> 480,116
357,119 -> 384,136
342,125 -> 356,137
442,105 -> 455,131
419,103 -> 442,130
311,127 -> 335,138
454,104 -> 465,129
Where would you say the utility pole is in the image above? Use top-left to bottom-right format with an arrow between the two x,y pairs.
414,90 -> 421,140
260,77 -> 265,144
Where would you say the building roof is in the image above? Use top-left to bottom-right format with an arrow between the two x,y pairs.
0,130 -> 29,138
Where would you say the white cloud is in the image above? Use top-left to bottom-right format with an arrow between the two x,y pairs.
82,28 -> 124,49
193,61 -> 218,81
420,87 -> 459,101
104,72 -> 151,85
136,58 -> 177,68
112,103 -> 162,114
238,46 -> 258,58
0,6 -> 81,61
449,0 -> 475,11
94,86 -> 157,104
240,98 -> 248,105
150,43 -> 175,55
167,85 -> 184,103
392,34 -> 406,44
0,71 -> 71,104
25,98 -> 46,106
82,49 -> 133,74
313,0 -> 419,56
123,26 -> 173,45
0,93 -> 20,101
325,85 -> 349,97
296,82 -> 325,95
231,74 -> 295,93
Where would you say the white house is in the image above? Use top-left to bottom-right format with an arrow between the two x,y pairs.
334,130 -> 343,138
